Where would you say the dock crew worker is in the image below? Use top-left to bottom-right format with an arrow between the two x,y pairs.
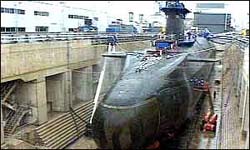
213,90 -> 216,99
107,34 -> 118,52
187,31 -> 191,39
171,40 -> 178,50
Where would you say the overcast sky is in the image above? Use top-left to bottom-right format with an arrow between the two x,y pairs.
49,1 -> 249,29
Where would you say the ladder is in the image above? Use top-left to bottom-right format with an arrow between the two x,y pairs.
4,106 -> 29,136
1,81 -> 17,102
193,82 -> 214,114
1,81 -> 18,111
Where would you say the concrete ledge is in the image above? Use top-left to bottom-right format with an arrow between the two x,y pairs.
1,59 -> 100,83
1,40 -> 151,83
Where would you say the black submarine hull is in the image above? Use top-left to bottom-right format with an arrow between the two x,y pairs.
91,37 -> 215,149
92,55 -> 189,149
92,97 -> 160,149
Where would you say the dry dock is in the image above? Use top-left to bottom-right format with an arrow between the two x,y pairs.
1,34 -> 249,149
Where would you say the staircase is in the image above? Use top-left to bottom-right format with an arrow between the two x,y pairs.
1,81 -> 18,111
1,81 -> 17,102
4,106 -> 30,137
34,100 -> 94,149
1,143 -> 9,149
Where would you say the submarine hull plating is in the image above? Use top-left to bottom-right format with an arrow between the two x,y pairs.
91,48 -> 214,148
92,98 -> 160,149
91,0 -> 215,148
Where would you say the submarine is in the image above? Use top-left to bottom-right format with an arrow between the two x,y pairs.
90,0 -> 216,149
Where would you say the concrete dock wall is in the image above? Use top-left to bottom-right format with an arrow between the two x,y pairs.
1,40 -> 151,83
0,39 -> 151,143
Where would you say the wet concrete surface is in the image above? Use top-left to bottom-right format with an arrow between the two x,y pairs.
160,93 -> 217,149
161,45 -> 246,149
161,50 -> 223,149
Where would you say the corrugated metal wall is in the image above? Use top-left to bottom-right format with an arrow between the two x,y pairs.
193,13 -> 231,33
194,13 -> 226,25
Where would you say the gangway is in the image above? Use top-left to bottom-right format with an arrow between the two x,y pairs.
191,80 -> 214,114
187,58 -> 221,63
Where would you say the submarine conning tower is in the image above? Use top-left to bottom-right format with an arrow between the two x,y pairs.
160,0 -> 191,40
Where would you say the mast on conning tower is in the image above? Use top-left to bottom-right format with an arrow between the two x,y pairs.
160,0 -> 191,40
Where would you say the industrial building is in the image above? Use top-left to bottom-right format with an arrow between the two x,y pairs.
1,1 -> 249,149
193,3 -> 233,33
194,12 -> 232,33
0,1 -> 106,32
1,1 -> 169,34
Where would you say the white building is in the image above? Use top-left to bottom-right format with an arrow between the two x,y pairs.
1,1 -> 166,33
1,1 -> 109,32
147,12 -> 165,28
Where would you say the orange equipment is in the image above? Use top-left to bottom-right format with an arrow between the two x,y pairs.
146,140 -> 160,149
204,111 -> 212,122
209,114 -> 218,124
203,123 -> 215,132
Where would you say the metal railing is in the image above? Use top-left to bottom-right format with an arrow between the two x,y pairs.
3,32 -> 245,45
1,32 -> 157,44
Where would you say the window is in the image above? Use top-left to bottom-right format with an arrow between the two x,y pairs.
5,8 -> 10,13
79,16 -> 84,19
1,7 -> 5,13
1,27 -> 25,33
1,7 -> 25,14
10,27 -> 16,32
129,12 -> 133,22
69,28 -> 77,32
9,8 -> 14,14
43,12 -> 49,16
34,11 -> 49,16
18,9 -> 25,14
1,27 -> 5,32
18,27 -> 25,32
35,26 -> 48,32
68,14 -> 85,19
6,28 -> 11,32
84,19 -> 92,26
